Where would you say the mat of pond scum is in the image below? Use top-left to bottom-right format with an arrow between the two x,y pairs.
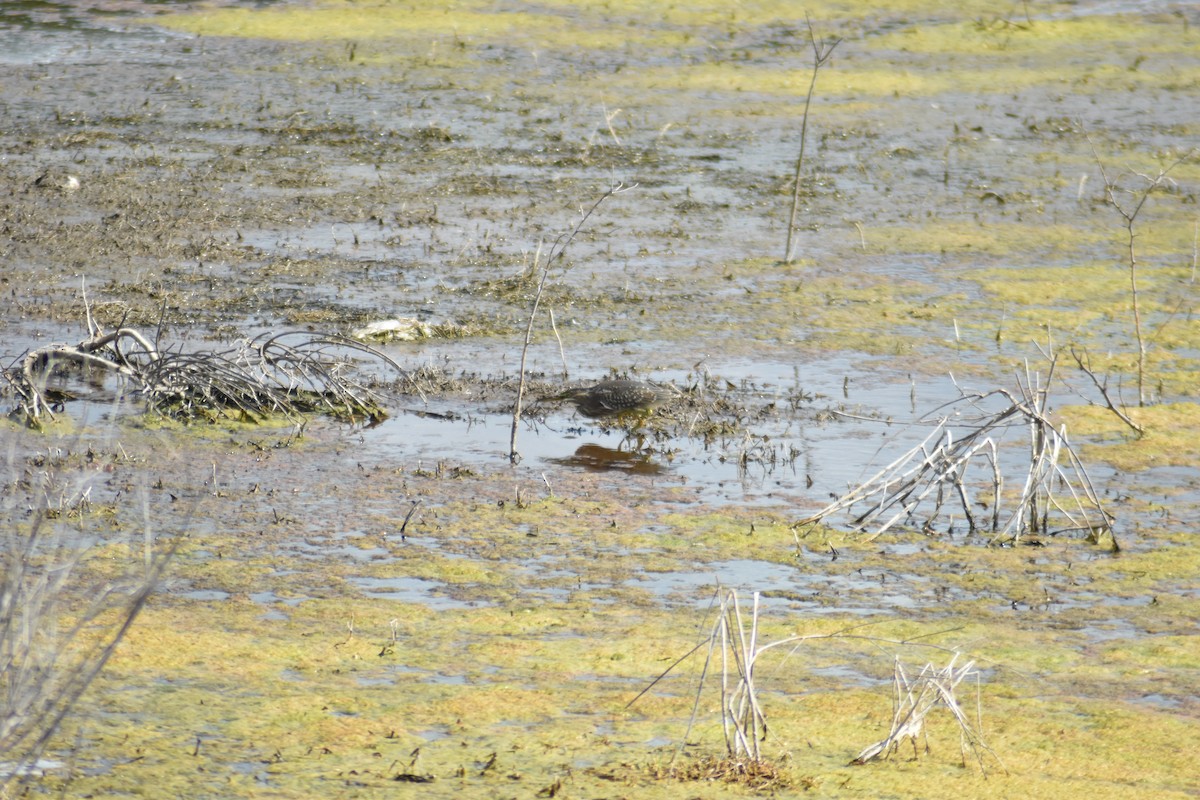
3,3 -> 1195,623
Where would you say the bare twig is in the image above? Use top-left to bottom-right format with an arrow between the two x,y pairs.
548,308 -> 569,381
792,366 -> 1115,548
508,183 -> 634,464
1068,347 -> 1144,436
851,654 -> 1004,774
784,17 -> 841,265
1087,135 -> 1197,406
633,588 -> 998,772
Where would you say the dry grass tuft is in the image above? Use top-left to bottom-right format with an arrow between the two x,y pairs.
649,753 -> 796,790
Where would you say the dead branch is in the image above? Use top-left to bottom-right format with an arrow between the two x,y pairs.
4,327 -> 409,430
632,589 -> 999,773
509,183 -> 634,464
792,371 -> 1116,548
1067,347 -> 1144,436
851,654 -> 1004,774
784,16 -> 841,265
1087,136 -> 1197,407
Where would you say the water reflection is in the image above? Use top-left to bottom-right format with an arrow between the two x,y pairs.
0,0 -> 195,66
549,443 -> 666,475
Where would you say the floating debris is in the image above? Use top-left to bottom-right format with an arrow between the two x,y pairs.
351,318 -> 435,343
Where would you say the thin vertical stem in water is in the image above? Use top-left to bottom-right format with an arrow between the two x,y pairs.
784,17 -> 840,265
1088,138 -> 1196,407
509,184 -> 631,463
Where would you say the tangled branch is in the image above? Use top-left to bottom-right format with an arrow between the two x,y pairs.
4,327 -> 409,430
793,364 -> 1116,548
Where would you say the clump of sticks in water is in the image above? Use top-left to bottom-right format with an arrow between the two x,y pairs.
794,360 -> 1116,549
851,654 -> 999,771
631,589 -> 1003,784
4,304 -> 408,430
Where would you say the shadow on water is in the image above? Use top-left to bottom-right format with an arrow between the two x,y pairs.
547,443 -> 666,475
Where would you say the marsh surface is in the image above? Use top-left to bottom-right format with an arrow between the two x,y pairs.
2,1 -> 1199,798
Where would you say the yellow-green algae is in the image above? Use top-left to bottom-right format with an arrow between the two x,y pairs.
682,257 -> 971,357
529,0 -> 1039,24
149,0 -> 1113,44
147,0 -> 1199,101
617,248 -> 1195,379
148,2 -> 688,54
870,14 -> 1197,58
152,5 -> 549,41
615,12 -> 1198,98
1058,402 -> 1200,471
48,568 -> 1200,799
872,221 -> 1110,259
626,61 -> 1143,99
36,486 -> 1200,799
960,261 -> 1199,347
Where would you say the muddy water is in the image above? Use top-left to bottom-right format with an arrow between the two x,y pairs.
1,0 -> 1195,611
0,0 -> 990,513
1,0 -> 1194,592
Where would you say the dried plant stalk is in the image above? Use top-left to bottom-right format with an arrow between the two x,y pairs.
793,365 -> 1115,549
851,654 -> 1003,774
629,589 -> 1001,776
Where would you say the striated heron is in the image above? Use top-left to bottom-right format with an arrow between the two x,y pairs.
555,379 -> 673,421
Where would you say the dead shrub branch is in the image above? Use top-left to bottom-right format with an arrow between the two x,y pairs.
1087,136 -> 1197,407
4,323 -> 410,431
1067,346 -> 1144,436
793,363 -> 1116,548
784,17 -> 841,265
851,654 -> 1003,774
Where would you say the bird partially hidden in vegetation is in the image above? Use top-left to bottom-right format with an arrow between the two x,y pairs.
553,378 -> 673,423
